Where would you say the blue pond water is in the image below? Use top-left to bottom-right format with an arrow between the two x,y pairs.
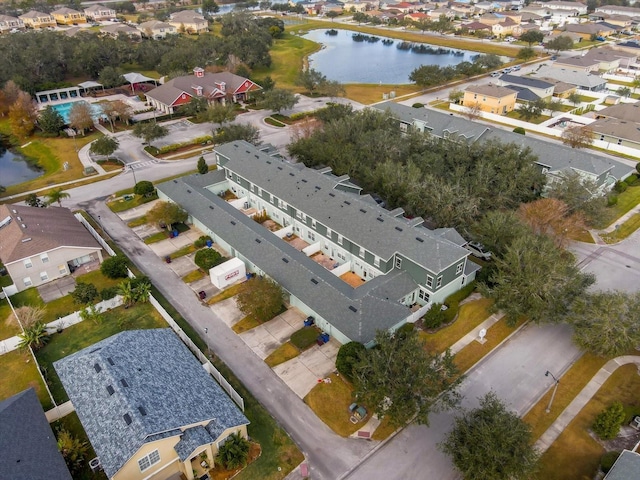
302,29 -> 479,84
0,140 -> 42,187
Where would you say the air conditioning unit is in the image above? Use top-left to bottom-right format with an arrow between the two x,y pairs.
89,458 -> 102,473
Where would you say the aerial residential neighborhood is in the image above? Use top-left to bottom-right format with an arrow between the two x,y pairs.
1,1 -> 640,479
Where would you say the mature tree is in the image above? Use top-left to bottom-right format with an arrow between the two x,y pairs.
517,100 -> 544,120
472,210 -> 531,258
100,255 -> 129,279
179,96 -> 209,119
90,136 -> 119,157
0,81 -> 20,117
17,322 -> 49,351
260,75 -> 275,92
410,64 -> 455,87
296,68 -> 328,94
561,125 -> 594,149
57,429 -> 89,475
448,88 -> 464,104
414,18 -> 433,33
45,188 -> 70,207
433,13 -> 453,34
100,101 -> 120,132
566,291 -> 640,357
147,201 -> 188,229
567,91 -> 582,107
38,105 -> 65,134
592,401 -> 626,440
323,80 -> 346,99
547,171 -> 609,226
69,102 -> 94,135
110,99 -> 133,125
440,392 -> 540,480
132,122 -> 169,148
71,282 -> 98,304
25,193 -> 46,208
236,276 -> 284,322
261,88 -> 298,114
8,91 -> 38,138
99,66 -> 125,88
207,102 -> 236,130
617,86 -> 632,98
518,198 -> 586,247
354,329 -> 460,427
546,98 -> 564,117
546,35 -> 574,53
134,180 -> 156,197
326,10 -> 340,21
519,30 -> 544,46
214,123 -> 260,145
202,0 -> 220,15
197,156 -> 209,174
133,277 -> 151,303
216,433 -> 250,469
483,234 -> 594,324
336,342 -> 366,381
194,248 -> 222,270
517,46 -> 536,61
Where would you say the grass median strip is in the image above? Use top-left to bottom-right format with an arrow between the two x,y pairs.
601,213 -> 640,244
182,269 -> 206,284
265,342 -> 300,368
144,231 -> 168,244
232,315 -> 261,334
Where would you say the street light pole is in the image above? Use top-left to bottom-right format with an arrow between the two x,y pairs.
545,370 -> 560,413
130,165 -> 138,186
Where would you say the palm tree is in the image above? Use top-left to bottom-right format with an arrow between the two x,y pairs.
57,429 -> 89,475
134,279 -> 151,304
46,188 -> 70,207
118,279 -> 136,307
216,433 -> 250,470
17,322 -> 50,351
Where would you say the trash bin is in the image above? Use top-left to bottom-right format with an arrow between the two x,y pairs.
304,316 -> 315,327
172,229 -> 179,238
198,291 -> 206,300
206,239 -> 213,248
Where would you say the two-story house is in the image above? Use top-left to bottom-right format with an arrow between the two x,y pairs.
137,20 -> 176,39
84,4 -> 117,21
51,7 -> 86,25
0,15 -> 24,33
168,10 -> 208,34
463,84 -> 518,114
19,10 -> 56,29
498,74 -> 555,100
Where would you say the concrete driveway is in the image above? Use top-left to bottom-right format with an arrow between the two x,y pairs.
272,339 -> 341,399
239,307 -> 306,359
116,199 -> 160,222
211,297 -> 245,328
168,256 -> 196,278
189,276 -> 219,300
38,276 -> 76,302
147,229 -> 201,257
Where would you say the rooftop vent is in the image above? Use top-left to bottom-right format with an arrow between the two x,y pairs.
277,166 -> 283,170
395,226 -> 403,232
21,224 -> 26,229
310,278 -> 318,285
120,379 -> 129,388
329,193 -> 335,197
138,406 -> 147,416
173,180 -> 178,183
315,186 -> 321,190
348,306 -> 358,313
416,237 -> 424,243
16,216 -> 21,221
255,155 -> 259,159
289,173 -> 294,177
94,363 -> 101,373
344,201 -> 351,205
266,160 -> 272,164
301,179 -> 308,183
123,414 -> 132,425
107,357 -> 114,366
282,258 -> 289,263
11,209 -> 16,214
21,237 -> 31,242
187,189 -> 191,193
106,385 -> 114,396
246,150 -> 250,154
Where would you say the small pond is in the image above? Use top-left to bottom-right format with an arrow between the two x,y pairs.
302,29 -> 480,84
0,138 -> 43,187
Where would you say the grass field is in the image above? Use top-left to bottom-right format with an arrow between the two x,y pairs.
232,315 -> 261,334
304,373 -> 361,437
602,213 -> 640,243
0,349 -> 51,409
0,298 -> 20,340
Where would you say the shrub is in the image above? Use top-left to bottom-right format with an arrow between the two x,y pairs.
336,342 -> 366,380
71,282 -> 98,304
134,180 -> 155,197
593,401 -> 625,440
100,255 -> 129,279
397,322 -> 415,337
194,235 -> 212,248
624,174 -> 638,185
412,103 -> 424,108
194,248 -> 223,270
513,127 -> 526,135
614,181 -> 628,193
236,277 -> 284,322
216,433 -> 250,470
442,281 -> 477,323
100,286 -> 119,301
252,210 -> 270,224
607,195 -> 618,207
423,303 -> 447,329
601,451 -> 621,474
290,327 -> 318,350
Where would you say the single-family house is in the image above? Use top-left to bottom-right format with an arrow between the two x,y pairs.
492,17 -> 522,36
19,10 -> 56,29
158,142 -> 477,345
460,21 -> 492,33
463,84 -> 518,114
546,1 -> 587,14
595,102 -> 640,122
405,12 -> 430,21
545,31 -> 582,45
562,22 -> 615,39
604,447 -> 640,480
374,101 -> 634,191
589,117 -> 640,151
0,15 -> 24,33
498,74 -> 555,99
51,7 -> 86,25
590,13 -> 633,28
169,10 -> 208,34
382,2 -> 415,13
427,7 -> 456,19
520,5 -> 551,17
54,329 -> 249,480
343,1 -> 371,12
614,40 -> 640,56
547,7 -> 582,24
450,2 -> 476,16
0,205 -> 104,292
535,77 -> 576,98
533,65 -> 607,91
101,23 -> 142,38
595,5 -> 640,19
585,46 -> 637,70
0,389 -> 73,480
137,20 -> 176,39
553,55 -> 601,72
84,4 -> 116,21
146,68 -> 261,114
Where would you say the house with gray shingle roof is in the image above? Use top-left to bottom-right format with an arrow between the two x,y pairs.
0,204 -> 104,292
157,142 -> 477,345
54,329 -> 248,480
497,73 -> 555,99
0,388 -> 72,480
374,101 -> 634,190
532,65 -> 607,91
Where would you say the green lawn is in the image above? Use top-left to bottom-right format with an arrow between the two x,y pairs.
35,303 -> 167,404
304,373 -> 361,437
0,298 -> 20,340
232,315 -> 262,334
170,244 -> 198,259
0,349 -> 52,409
182,269 -> 206,284
75,269 -> 123,291
611,185 -> 640,219
264,342 -> 300,368
602,213 -> 640,243
107,193 -> 157,213
144,231 -> 168,244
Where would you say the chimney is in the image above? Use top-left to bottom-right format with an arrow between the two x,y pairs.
193,67 -> 204,78
215,81 -> 226,93
192,85 -> 203,96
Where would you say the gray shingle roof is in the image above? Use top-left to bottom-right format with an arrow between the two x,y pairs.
375,102 -> 634,180
0,389 -> 72,480
604,450 -> 640,480
174,426 -> 213,461
54,329 -> 248,479
505,85 -> 541,102
533,65 -> 607,90
499,74 -> 554,90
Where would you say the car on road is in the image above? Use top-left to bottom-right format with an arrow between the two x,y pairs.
465,241 -> 492,261
490,72 -> 501,77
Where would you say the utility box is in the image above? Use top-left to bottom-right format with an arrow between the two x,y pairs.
210,257 -> 246,289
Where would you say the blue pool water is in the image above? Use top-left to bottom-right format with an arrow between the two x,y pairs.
50,101 -> 106,124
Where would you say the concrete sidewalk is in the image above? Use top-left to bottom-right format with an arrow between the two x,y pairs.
535,355 -> 640,453
589,202 -> 640,245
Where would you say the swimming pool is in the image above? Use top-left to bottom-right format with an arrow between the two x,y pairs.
50,101 -> 106,125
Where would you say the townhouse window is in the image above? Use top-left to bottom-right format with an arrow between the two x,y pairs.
138,450 -> 160,472
24,259 -> 32,269
374,256 -> 380,268
308,231 -> 315,241
40,271 -> 48,281
395,256 -> 402,269
617,139 -> 622,145
418,289 -> 430,302
312,219 -> 317,228
426,275 -> 433,288
337,235 -> 343,245
436,276 -> 443,288
456,263 -> 463,275
600,135 -> 605,141
327,228 -> 332,239
473,94 -> 477,99
58,265 -> 67,275
23,277 -> 32,287
40,253 -> 49,264
359,247 -> 365,258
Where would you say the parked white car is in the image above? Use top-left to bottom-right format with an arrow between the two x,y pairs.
465,241 -> 492,261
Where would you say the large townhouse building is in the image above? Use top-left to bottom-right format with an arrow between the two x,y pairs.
157,141 -> 477,346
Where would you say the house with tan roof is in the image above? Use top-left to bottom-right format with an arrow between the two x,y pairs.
595,5 -> 640,18
168,10 -> 208,34
463,84 -> 518,114
84,4 -> 116,21
590,117 -> 640,151
562,22 -> 615,39
146,67 -> 261,114
0,205 -> 103,292
585,46 -> 637,70
0,15 -> 24,33
19,10 -> 55,29
545,0 -> 587,14
554,55 -> 600,72
137,20 -> 176,39
51,7 -> 86,25
101,23 -> 142,38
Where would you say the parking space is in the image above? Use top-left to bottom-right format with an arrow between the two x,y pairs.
211,297 -> 245,328
168,256 -> 195,278
239,308 -> 306,359
116,199 -> 160,222
147,230 -> 201,257
272,339 -> 341,398
189,276 -> 219,300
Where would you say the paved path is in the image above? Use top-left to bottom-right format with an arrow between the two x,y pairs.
536,356 -> 640,453
449,312 -> 503,355
589,202 -> 640,244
